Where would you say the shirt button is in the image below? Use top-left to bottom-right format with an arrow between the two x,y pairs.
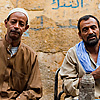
7,57 -> 10,60
8,45 -> 10,49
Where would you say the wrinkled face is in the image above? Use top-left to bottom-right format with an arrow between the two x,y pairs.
79,17 -> 100,46
5,12 -> 29,41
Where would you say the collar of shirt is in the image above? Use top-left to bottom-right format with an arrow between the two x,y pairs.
3,37 -> 20,55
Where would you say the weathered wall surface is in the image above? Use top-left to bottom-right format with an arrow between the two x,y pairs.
0,0 -> 100,100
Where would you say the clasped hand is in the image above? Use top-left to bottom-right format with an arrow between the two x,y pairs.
92,66 -> 100,79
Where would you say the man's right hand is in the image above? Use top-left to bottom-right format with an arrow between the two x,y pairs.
92,66 -> 100,79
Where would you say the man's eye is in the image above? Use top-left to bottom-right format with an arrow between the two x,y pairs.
19,22 -> 25,27
91,25 -> 97,30
11,21 -> 16,24
20,23 -> 24,27
82,28 -> 88,32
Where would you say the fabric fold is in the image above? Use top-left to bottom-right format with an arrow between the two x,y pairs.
76,41 -> 100,73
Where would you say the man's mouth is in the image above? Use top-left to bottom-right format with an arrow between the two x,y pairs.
10,30 -> 20,35
88,36 -> 96,40
87,34 -> 97,41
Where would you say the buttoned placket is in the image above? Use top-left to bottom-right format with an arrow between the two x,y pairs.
7,45 -> 12,65
1,44 -> 13,91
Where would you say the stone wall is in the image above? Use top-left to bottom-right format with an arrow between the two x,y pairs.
0,0 -> 100,100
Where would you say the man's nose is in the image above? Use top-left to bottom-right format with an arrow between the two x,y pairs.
14,22 -> 19,29
88,28 -> 93,34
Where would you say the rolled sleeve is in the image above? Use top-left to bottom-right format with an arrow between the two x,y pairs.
59,47 -> 79,96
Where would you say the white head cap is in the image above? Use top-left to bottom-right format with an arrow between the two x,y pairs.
7,8 -> 29,23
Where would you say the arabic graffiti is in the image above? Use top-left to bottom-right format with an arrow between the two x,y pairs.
37,16 -> 43,28
22,16 -> 43,37
23,30 -> 29,37
23,16 -> 77,37
57,19 -> 77,28
30,16 -> 77,31
51,0 -> 83,9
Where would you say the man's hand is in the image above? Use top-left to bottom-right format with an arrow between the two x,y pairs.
16,94 -> 27,100
79,78 -> 82,83
92,66 -> 100,79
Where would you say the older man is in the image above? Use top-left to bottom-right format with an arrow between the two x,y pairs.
60,15 -> 100,99
0,8 -> 42,100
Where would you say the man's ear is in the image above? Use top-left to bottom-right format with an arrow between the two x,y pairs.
4,19 -> 8,28
24,25 -> 29,32
78,32 -> 82,39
